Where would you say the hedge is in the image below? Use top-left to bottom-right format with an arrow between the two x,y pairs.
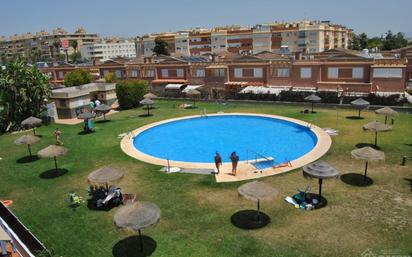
115,80 -> 147,109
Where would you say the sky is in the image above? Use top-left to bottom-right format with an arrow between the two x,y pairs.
1,0 -> 411,38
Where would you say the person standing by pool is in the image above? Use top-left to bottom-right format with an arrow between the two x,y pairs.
54,128 -> 63,145
230,152 -> 239,176
214,152 -> 222,174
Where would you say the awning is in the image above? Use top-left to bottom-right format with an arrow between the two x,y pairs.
165,84 -> 186,90
225,82 -> 266,87
291,87 -> 317,92
206,65 -> 228,69
182,85 -> 203,93
0,226 -> 11,241
152,79 -> 188,84
239,86 -> 290,95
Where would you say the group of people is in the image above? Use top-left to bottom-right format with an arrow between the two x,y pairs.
88,185 -> 123,208
89,99 -> 101,111
214,152 -> 239,176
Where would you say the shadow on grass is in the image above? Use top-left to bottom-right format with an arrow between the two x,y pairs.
355,143 -> 381,150
112,235 -> 157,257
39,168 -> 68,179
404,178 -> 412,192
230,210 -> 270,230
138,114 -> 153,117
77,130 -> 96,135
305,193 -> 328,209
96,120 -> 111,124
16,155 -> 39,164
341,173 -> 374,187
346,116 -> 364,120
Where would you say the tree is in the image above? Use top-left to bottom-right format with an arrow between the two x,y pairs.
70,40 -> 78,53
104,72 -> 116,83
367,37 -> 383,50
358,33 -> 368,50
115,80 -> 147,109
152,38 -> 170,56
0,58 -> 51,132
63,69 -> 92,87
69,52 -> 82,63
382,30 -> 408,50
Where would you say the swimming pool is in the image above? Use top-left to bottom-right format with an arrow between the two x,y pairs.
132,114 -> 318,165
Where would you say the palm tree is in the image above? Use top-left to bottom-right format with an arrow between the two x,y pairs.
52,40 -> 61,59
70,40 -> 78,54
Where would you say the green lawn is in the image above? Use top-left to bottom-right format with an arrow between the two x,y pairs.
0,100 -> 411,257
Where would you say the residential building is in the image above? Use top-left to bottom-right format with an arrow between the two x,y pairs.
0,27 -> 99,60
135,20 -> 352,57
80,39 -> 136,62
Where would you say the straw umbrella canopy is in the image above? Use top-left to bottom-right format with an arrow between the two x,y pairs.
375,107 -> 398,124
77,111 -> 96,120
304,94 -> 322,113
140,98 -> 154,116
362,121 -> 392,146
94,104 -> 111,121
21,116 -> 42,135
88,166 -> 124,188
143,92 -> 158,99
351,147 -> 385,181
238,181 -> 280,221
14,134 -> 40,157
351,98 -> 370,118
186,89 -> 201,106
114,202 -> 160,252
37,145 -> 68,171
302,160 -> 339,202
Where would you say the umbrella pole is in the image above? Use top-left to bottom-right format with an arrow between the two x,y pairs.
138,229 -> 144,252
54,156 -> 58,172
363,161 -> 368,181
311,103 -> 314,113
27,144 -> 32,157
318,178 -> 323,202
256,200 -> 261,222
103,113 -> 106,121
358,109 -> 361,118
374,132 -> 378,146
147,106 -> 150,116
384,116 -> 387,124
33,127 -> 36,135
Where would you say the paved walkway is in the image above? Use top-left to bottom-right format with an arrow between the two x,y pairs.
55,110 -> 118,125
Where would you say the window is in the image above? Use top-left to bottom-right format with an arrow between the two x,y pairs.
254,68 -> 263,78
352,67 -> 364,78
161,69 -> 168,78
234,68 -> 242,78
130,70 -> 139,77
115,70 -> 122,79
194,69 -> 205,77
212,69 -> 225,77
143,69 -> 154,78
373,68 -> 402,78
58,71 -> 64,79
327,67 -> 338,78
300,67 -> 312,79
276,68 -> 290,77
176,69 -> 184,77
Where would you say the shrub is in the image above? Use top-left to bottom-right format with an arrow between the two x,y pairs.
104,72 -> 116,83
115,80 -> 148,109
63,69 -> 92,87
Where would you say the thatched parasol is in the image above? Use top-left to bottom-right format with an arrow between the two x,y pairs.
94,104 -> 111,121
238,181 -> 279,223
140,98 -> 154,116
77,111 -> 96,120
88,166 -> 124,187
37,145 -> 68,171
351,98 -> 370,118
351,147 -> 385,181
143,93 -> 158,99
114,202 -> 160,252
304,94 -> 322,113
14,135 -> 40,157
302,160 -> 339,202
375,107 -> 398,124
21,116 -> 42,135
186,89 -> 201,106
362,121 -> 392,146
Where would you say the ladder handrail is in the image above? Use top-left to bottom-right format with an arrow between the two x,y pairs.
247,149 -> 272,162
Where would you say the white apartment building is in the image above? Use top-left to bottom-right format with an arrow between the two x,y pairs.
80,40 -> 136,61
175,32 -> 190,56
211,30 -> 228,54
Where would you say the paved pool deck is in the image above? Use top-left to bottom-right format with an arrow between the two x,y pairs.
120,113 -> 332,183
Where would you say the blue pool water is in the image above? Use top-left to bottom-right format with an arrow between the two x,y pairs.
133,115 -> 317,164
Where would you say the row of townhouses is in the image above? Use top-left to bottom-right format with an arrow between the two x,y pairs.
39,47 -> 412,101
